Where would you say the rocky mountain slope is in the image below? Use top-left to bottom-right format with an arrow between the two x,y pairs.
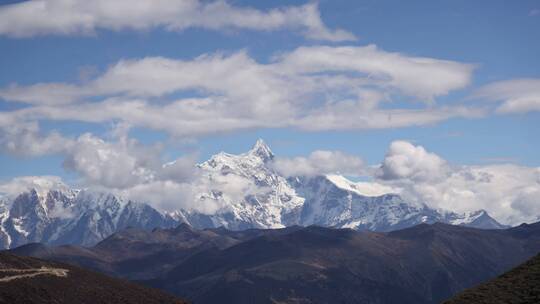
150,222 -> 540,304
0,139 -> 505,249
11,221 -> 540,304
443,252 -> 540,303
0,252 -> 186,304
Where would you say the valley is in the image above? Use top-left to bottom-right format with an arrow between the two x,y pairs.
9,221 -> 540,304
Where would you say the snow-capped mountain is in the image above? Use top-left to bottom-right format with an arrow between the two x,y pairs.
0,187 -> 177,249
181,139 -> 506,231
182,139 -> 304,230
0,139 -> 505,249
291,174 -> 503,231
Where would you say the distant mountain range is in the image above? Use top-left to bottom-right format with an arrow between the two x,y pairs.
0,188 -> 178,249
0,139 -> 505,249
0,252 -> 186,304
11,221 -> 540,304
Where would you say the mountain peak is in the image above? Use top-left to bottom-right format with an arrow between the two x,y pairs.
248,139 -> 274,161
174,222 -> 194,233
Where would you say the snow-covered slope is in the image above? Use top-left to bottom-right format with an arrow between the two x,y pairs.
0,187 -> 177,249
0,139 -> 506,249
182,139 -> 304,230
180,140 -> 505,231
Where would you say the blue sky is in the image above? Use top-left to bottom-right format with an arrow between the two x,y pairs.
0,0 -> 539,224
0,0 -> 539,178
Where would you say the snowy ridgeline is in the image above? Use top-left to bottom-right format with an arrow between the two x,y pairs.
0,140 -> 505,249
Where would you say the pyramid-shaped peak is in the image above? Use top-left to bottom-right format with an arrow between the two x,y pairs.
249,139 -> 274,161
253,138 -> 270,150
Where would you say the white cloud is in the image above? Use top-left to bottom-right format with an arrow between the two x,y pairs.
0,175 -> 69,199
295,104 -> 484,131
0,83 -> 84,106
375,141 -> 540,225
0,46 -> 478,138
276,45 -> 475,100
511,187 -> 540,219
104,172 -> 266,214
377,140 -> 450,182
119,180 -> 203,213
10,97 -> 283,137
475,78 -> 540,114
63,133 -> 160,188
1,52 -> 301,123
119,141 -> 538,225
403,165 -> 540,226
0,130 -> 210,212
197,174 -> 266,210
0,0 -> 355,41
61,131 -> 201,190
50,131 -> 231,214
159,155 -> 200,183
1,138 -> 539,226
272,150 -> 364,177
2,120 -> 200,195
0,120 -> 74,157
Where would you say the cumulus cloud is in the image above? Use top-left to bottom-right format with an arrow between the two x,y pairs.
0,0 -> 355,41
402,165 -> 540,225
474,78 -> 540,113
272,150 -> 364,177
26,132 -> 270,214
511,187 -> 540,219
377,140 -> 450,182
46,132 -> 252,214
1,138 -> 539,226
374,141 -> 540,225
63,133 -> 161,188
59,131 -> 203,189
0,130 -> 210,213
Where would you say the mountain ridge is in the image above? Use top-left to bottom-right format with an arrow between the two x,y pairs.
0,139 -> 506,249
0,252 -> 187,304
10,221 -> 540,304
443,252 -> 540,304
